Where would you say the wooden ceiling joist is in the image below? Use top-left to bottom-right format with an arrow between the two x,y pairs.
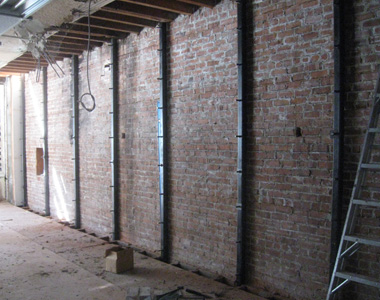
91,11 -> 157,28
118,0 -> 196,15
54,28 -> 114,39
57,26 -> 118,39
46,43 -> 87,52
176,0 -> 216,8
74,18 -> 142,34
1,67 -> 34,73
47,49 -> 83,55
52,33 -> 112,44
101,2 -> 177,22
0,0 -> 219,75
48,36 -> 103,48
7,61 -> 48,67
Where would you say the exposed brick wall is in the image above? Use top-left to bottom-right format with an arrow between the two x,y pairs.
78,44 -> 113,236
168,0 -> 238,280
118,28 -> 161,251
343,1 -> 380,299
21,1 -> 380,299
47,59 -> 75,222
246,0 -> 334,299
25,72 -> 46,212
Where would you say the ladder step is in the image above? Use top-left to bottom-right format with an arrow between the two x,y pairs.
361,185 -> 380,192
353,199 -> 380,207
368,128 -> 380,133
344,235 -> 380,247
336,272 -> 380,289
361,163 -> 380,170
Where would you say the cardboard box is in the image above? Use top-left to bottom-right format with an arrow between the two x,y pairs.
105,247 -> 134,273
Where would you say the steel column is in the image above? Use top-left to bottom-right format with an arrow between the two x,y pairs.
21,75 -> 27,207
236,0 -> 245,286
42,66 -> 50,216
158,22 -> 169,262
330,0 -> 344,277
72,55 -> 81,229
111,38 -> 120,241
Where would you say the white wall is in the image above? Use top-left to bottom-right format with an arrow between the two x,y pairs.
3,76 -> 25,206
0,83 -> 5,200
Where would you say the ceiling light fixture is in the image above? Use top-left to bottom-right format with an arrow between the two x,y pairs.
14,0 -> 26,9
0,0 -> 10,7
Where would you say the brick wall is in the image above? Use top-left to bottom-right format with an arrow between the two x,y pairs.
343,1 -> 380,299
78,44 -> 113,236
47,59 -> 75,222
25,71 -> 46,212
118,28 -> 161,251
168,0 -> 238,280
246,0 -> 334,299
21,0 -> 380,299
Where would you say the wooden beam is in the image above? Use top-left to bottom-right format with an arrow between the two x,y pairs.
48,36 -> 103,48
55,27 -> 117,39
91,11 -> 157,28
175,0 -> 216,9
13,56 -> 47,64
51,33 -> 110,44
118,0 -> 196,15
7,61 -> 48,67
46,43 -> 87,52
45,48 -> 84,56
102,2 -> 178,22
0,66 -> 34,73
74,18 -> 142,34
0,71 -> 26,76
55,29 -> 111,39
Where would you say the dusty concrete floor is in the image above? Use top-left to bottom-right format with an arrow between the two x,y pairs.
0,201 -> 264,300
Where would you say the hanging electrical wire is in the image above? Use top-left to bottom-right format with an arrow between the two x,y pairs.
79,0 -> 96,112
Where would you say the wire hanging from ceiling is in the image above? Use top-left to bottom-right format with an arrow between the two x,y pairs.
79,0 -> 96,112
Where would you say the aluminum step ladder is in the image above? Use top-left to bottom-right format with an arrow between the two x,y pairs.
327,71 -> 380,300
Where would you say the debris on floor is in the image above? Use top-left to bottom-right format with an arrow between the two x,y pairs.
126,286 -> 213,300
105,246 -> 134,273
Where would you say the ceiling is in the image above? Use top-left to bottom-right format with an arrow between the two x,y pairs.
0,0 -> 217,77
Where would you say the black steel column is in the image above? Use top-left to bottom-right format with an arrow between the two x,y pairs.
43,66 -> 50,216
111,38 -> 120,241
72,55 -> 81,229
21,75 -> 27,207
158,22 -> 169,262
236,0 -> 246,286
330,0 -> 344,276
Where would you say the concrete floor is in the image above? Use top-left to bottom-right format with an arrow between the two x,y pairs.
0,201 -> 265,300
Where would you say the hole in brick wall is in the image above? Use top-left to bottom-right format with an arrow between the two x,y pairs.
294,127 -> 302,137
36,147 -> 44,175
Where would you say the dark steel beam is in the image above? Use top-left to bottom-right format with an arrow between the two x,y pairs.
111,38 -> 120,241
43,66 -> 50,216
330,0 -> 344,277
236,0 -> 245,286
157,22 -> 169,262
72,55 -> 81,229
